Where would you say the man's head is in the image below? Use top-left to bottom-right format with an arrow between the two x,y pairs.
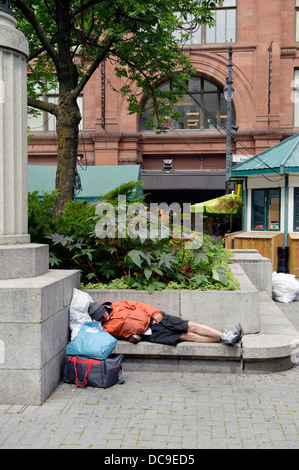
88,302 -> 110,324
100,311 -> 110,324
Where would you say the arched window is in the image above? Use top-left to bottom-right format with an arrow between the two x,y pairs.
141,77 -> 235,131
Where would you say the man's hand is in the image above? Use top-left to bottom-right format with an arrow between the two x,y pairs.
129,334 -> 141,344
153,311 -> 165,324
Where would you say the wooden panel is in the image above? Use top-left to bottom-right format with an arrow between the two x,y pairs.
225,232 -> 242,249
233,232 -> 284,272
288,233 -> 299,277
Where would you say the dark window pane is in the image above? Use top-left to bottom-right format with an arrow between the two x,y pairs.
174,94 -> 201,129
267,189 -> 280,230
188,78 -> 201,93
159,82 -> 170,92
252,189 -> 280,231
295,188 -> 299,230
204,93 -> 218,129
204,80 -> 217,92
252,190 -> 265,229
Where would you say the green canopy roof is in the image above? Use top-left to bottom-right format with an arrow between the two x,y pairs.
229,133 -> 299,178
28,164 -> 142,201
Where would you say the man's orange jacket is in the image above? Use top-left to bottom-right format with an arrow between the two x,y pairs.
102,300 -> 160,339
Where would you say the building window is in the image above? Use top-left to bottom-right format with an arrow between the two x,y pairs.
174,0 -> 237,45
294,188 -> 299,231
28,80 -> 83,132
173,12 -> 203,45
141,77 -> 235,131
252,188 -> 281,231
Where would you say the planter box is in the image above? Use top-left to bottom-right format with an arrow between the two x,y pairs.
84,264 -> 260,334
230,249 -> 272,296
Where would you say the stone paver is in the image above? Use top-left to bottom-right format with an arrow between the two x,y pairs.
0,300 -> 298,450
0,367 -> 299,449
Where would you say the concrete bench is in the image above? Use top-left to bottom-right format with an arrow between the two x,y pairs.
84,262 -> 299,373
111,291 -> 299,374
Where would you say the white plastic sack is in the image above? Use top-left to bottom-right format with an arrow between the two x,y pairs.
272,272 -> 299,303
69,288 -> 94,340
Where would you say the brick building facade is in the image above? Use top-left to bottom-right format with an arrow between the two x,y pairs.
28,0 -> 299,206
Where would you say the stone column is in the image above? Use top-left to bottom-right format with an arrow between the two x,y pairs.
0,10 -> 29,244
0,10 -> 49,278
0,8 -> 80,405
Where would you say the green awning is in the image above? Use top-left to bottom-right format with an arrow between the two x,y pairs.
28,164 -> 142,201
229,133 -> 299,179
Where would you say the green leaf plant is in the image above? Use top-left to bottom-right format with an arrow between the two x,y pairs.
28,183 -> 239,292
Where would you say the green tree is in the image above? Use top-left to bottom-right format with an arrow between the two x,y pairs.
11,0 -> 220,216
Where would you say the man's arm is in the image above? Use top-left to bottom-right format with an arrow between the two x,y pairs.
127,301 -> 164,323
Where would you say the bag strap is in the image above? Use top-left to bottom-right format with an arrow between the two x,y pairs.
72,357 -> 94,387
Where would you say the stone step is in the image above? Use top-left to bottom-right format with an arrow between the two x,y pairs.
0,243 -> 49,279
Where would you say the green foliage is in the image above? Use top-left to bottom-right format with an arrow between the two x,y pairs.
28,190 -> 56,242
13,0 -> 221,133
54,201 -> 95,241
28,182 -> 239,293
83,277 -> 131,290
14,0 -> 221,211
98,180 -> 144,205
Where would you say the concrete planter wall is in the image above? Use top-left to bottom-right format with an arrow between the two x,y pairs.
84,264 -> 261,334
0,270 -> 80,405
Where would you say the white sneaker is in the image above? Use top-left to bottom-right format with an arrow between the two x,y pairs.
221,322 -> 243,346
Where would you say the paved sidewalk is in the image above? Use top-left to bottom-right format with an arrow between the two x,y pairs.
277,299 -> 299,332
0,301 -> 298,450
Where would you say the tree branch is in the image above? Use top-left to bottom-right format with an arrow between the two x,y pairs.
121,13 -> 155,25
12,0 -> 58,65
111,49 -> 163,125
28,96 -> 58,116
70,35 -> 115,99
28,34 -> 58,62
71,1 -> 155,25
71,0 -> 106,17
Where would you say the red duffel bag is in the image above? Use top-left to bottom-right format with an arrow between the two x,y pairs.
63,354 -> 124,388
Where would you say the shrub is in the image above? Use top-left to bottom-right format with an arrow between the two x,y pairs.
28,191 -> 56,243
28,184 -> 239,292
54,201 -> 95,242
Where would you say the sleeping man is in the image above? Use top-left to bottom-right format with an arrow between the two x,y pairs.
88,300 -> 243,347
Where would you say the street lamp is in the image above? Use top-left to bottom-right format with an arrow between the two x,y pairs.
224,79 -> 234,102
0,1 -> 12,16
224,45 -> 234,195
